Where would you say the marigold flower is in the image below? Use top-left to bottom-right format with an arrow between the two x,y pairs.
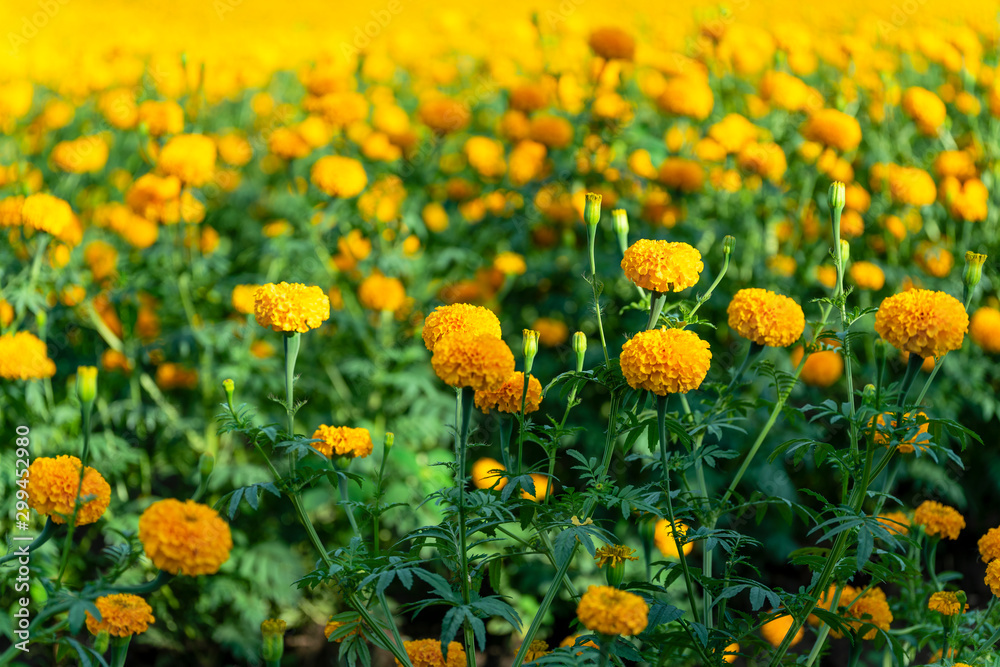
471,457 -> 507,490
987,560 -> 1000,597
528,115 -> 574,150
422,303 -> 501,352
836,587 -> 893,640
576,585 -> 649,636
941,176 -> 989,222
559,635 -> 598,655
728,288 -> 805,347
254,282 -> 330,334
418,98 -> 471,135
155,363 -> 198,390
532,317 -> 569,347
877,511 -> 911,537
137,100 -> 183,136
23,456 -> 111,525
620,327 -> 711,396
914,500 -> 965,540
494,251 -> 527,276
761,613 -> 804,648
324,617 -> 363,642
311,425 -> 374,459
0,331 -> 57,380
789,345 -> 843,388
521,639 -> 550,663
158,134 -> 217,187
657,157 -> 705,192
927,591 -> 968,616
358,274 -> 406,312
51,135 -> 110,173
874,289 -> 967,359
979,527 -> 1000,563
902,87 -> 947,135
474,372 -> 543,414
656,75 -> 714,121
621,239 -> 703,293
801,109 -> 862,152
231,284 -> 262,315
432,330 -> 514,391
395,638 -> 466,667
849,261 -> 885,290
869,411 -> 929,453
521,474 -> 550,502
588,26 -> 636,61
311,156 -> 367,198
85,594 -> 155,637
654,519 -> 693,558
138,499 -> 233,575
886,164 -> 937,206
594,544 -> 638,568
21,193 -> 73,237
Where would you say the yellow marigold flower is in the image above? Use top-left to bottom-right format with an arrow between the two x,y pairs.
874,289 -> 968,359
419,98 -> 471,135
654,519 -> 693,558
708,113 -> 758,154
559,634 -> 599,655
737,141 -> 787,182
902,87 -> 947,135
431,330 -> 514,391
474,372 -> 543,414
761,613 -> 804,648
358,274 -> 406,312
576,585 -> 649,636
269,127 -> 311,160
790,344 -> 843,388
801,109 -> 862,152
528,115 -> 574,150
849,261 -> 886,290
23,455 -> 111,525
231,284 -> 262,315
155,363 -> 198,391
594,544 -> 638,568
927,591 -> 968,616
422,202 -> 449,232
877,511 -> 911,537
138,499 -> 233,575
521,474 -> 550,502
216,133 -> 253,167
941,176 -> 989,222
422,303 -> 501,352
395,638 -> 466,667
913,243 -> 954,279
85,594 -> 155,637
98,88 -> 138,129
933,150 -> 977,180
621,239 -> 703,293
885,165 -> 936,206
869,411 -> 929,453
979,527 -> 1000,562
522,639 -> 550,663
836,587 -> 893,640
310,425 -> 373,459
532,318 -> 569,348
620,328 -> 712,396
137,100 -> 184,136
815,265 -> 837,289
508,139 -> 548,185
0,298 -> 13,327
324,617 -> 362,642
311,156 -> 368,198
728,288 -> 805,347
656,75 -> 714,121
471,457 -> 507,490
22,193 -> 73,237
914,500 -> 965,540
588,26 -> 636,61
987,560 -> 1000,597
254,282 -> 330,334
464,136 -> 506,179
657,157 -> 705,192
158,134 -> 217,187
0,331 -> 57,380
51,135 -> 110,174
494,251 -> 527,276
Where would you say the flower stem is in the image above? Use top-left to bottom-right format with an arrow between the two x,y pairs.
646,292 -> 666,331
283,333 -> 301,438
587,224 -> 611,366
456,387 -> 477,667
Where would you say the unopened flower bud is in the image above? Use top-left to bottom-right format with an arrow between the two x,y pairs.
384,432 -> 394,451
199,453 -> 215,479
723,235 -> 736,256
839,239 -> 850,265
584,192 -> 602,227
77,366 -> 98,405
261,619 -> 287,663
572,331 -> 587,371
612,209 -> 629,254
964,251 -> 987,292
94,630 -> 110,654
829,181 -> 846,213
862,384 -> 877,407
223,378 -> 235,412
523,329 -> 540,374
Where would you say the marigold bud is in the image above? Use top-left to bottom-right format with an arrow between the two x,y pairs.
77,366 -> 98,404
222,378 -> 235,411
839,239 -> 850,266
862,383 -> 876,406
964,251 -> 987,292
94,630 -> 110,654
384,432 -> 395,451
829,181 -> 846,213
584,192 -> 602,227
723,235 -> 736,256
523,329 -> 540,374
572,331 -> 587,371
261,619 -> 287,663
199,453 -> 215,479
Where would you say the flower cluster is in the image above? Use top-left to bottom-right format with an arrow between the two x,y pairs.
0,331 -> 57,380
431,330 -> 514,391
310,425 -> 374,459
396,639 -> 466,667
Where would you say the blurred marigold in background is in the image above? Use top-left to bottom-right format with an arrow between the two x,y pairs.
358,273 -> 406,312
727,288 -> 805,347
878,511 -> 911,537
396,638 -> 466,667
419,98 -> 471,135
493,251 -> 527,276
474,371 -> 542,414
761,613 -> 804,648
654,519 -> 693,558
520,474 -> 549,502
421,303 -> 500,352
51,135 -> 110,173
311,156 -> 368,198
869,411 -> 929,453
621,239 -> 703,292
620,327 -> 712,395
800,109 -> 862,152
656,75 -> 714,121
532,317 -> 569,347
471,457 -> 506,490
254,282 -> 330,333
849,261 -> 886,290
576,585 -> 649,636
431,330 -> 514,391
901,87 -> 946,135
24,455 -> 111,525
790,344 -> 843,387
874,289 -> 967,359
588,26 -> 635,61
979,527 -> 1000,562
914,500 -> 965,540
310,425 -> 374,459
0,331 -> 57,380
85,594 -> 155,637
231,284 -> 262,315
138,498 -> 233,575
158,134 -> 217,187
21,193 -> 74,237
155,363 -> 199,390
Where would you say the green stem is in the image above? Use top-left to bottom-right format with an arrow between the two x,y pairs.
587,224 -> 611,366
646,292 -> 666,331
110,636 -> 131,667
516,373 -> 531,477
804,583 -> 845,667
686,250 -> 732,323
510,543 -> 576,667
283,333 -> 301,438
55,399 -> 95,589
106,570 -> 174,595
456,388 -> 477,667
338,471 -> 360,535
0,518 -> 58,565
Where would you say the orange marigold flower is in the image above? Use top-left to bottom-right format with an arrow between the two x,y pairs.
532,317 -> 569,347
837,587 -> 893,640
656,75 -> 714,121
521,639 -> 551,663
886,165 -> 937,206
22,193 -> 73,237
914,500 -> 965,540
396,638 -> 466,667
850,261 -> 885,290
85,594 -> 155,637
657,157 -> 705,192
902,87 -> 947,135
431,330 -> 514,391
927,591 -> 968,616
933,150 -> 977,180
471,457 -> 507,490
654,519 -> 693,558
311,156 -> 367,198
728,288 -> 805,347
801,109 -> 862,152
419,98 -> 471,135
311,425 -> 374,459
158,134 -> 217,187
358,274 -> 406,312
421,303 -> 501,352
761,613 -> 804,648
808,585 -> 843,626
621,239 -> 703,292
51,135 -> 110,174
0,331 -> 57,380
254,282 -> 330,333
494,251 -> 527,276
528,115 -> 574,150
790,345 -> 843,388
588,26 -> 636,61
877,511 -> 911,537
874,289 -> 967,359
324,617 -> 363,642
520,473 -> 550,502
576,585 -> 649,636
231,284 -> 262,315
987,560 -> 1000,597
620,327 -> 712,396
155,363 -> 198,390
138,499 -> 233,575
474,372 -> 543,414
24,455 -> 111,525
980,527 -> 1000,563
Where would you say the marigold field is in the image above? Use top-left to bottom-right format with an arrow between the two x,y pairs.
4,1 -> 1000,666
